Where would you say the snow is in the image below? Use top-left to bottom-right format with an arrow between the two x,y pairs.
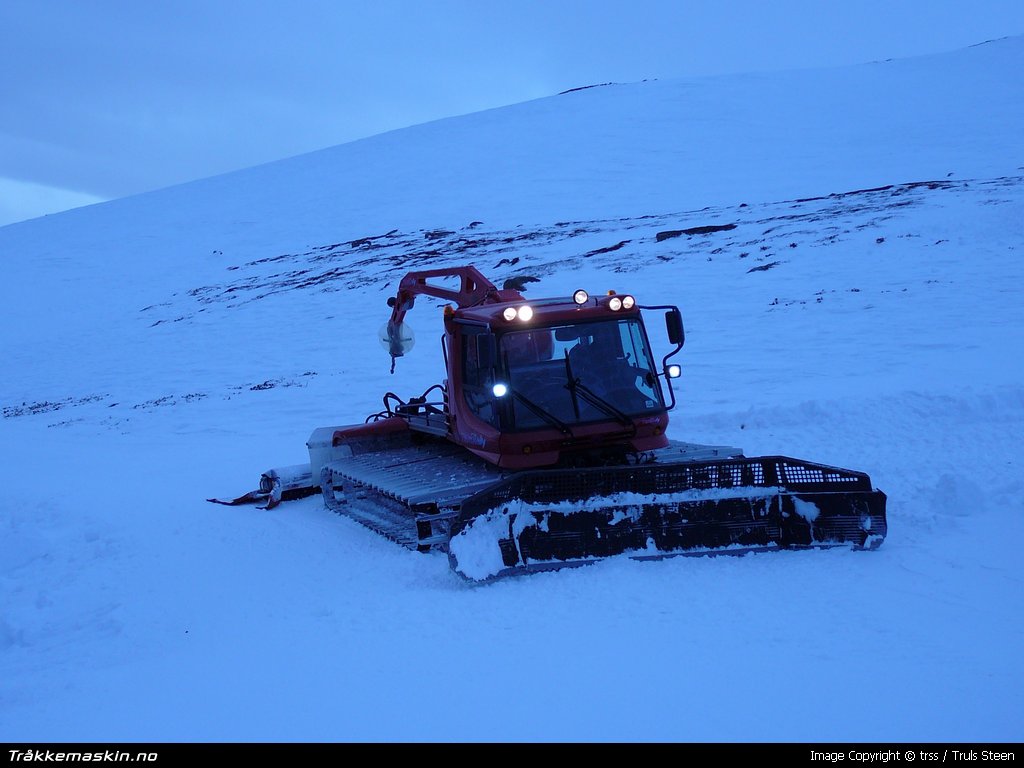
447,513 -> 512,582
2,38 -> 1023,741
792,497 -> 822,523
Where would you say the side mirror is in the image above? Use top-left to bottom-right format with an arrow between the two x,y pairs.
476,334 -> 497,368
665,309 -> 685,347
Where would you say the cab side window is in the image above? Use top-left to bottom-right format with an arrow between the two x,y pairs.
461,332 -> 497,426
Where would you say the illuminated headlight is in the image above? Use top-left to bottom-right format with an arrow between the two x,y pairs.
609,297 -> 623,311
622,295 -> 635,309
502,307 -> 517,321
492,383 -> 509,397
666,364 -> 682,378
573,289 -> 589,305
517,305 -> 534,321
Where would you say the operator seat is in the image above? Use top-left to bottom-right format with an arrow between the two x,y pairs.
568,329 -> 619,395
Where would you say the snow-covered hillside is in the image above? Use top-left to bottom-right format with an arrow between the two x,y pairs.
2,38 -> 1022,741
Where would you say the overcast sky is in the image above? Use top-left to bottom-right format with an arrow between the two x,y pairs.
2,0 -> 1023,227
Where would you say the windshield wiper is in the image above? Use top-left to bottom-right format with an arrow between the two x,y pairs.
563,351 -> 636,432
510,389 -> 574,436
574,382 -> 635,430
501,348 -> 574,436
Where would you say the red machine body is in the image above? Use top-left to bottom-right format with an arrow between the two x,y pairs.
366,266 -> 678,469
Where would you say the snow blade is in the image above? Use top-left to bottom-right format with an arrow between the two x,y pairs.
447,456 -> 886,581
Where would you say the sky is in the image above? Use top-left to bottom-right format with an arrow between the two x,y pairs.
2,0 -> 1024,228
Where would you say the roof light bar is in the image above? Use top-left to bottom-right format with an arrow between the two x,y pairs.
502,305 -> 535,322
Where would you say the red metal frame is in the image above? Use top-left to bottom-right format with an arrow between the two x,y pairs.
377,265 -> 671,469
386,266 -> 523,329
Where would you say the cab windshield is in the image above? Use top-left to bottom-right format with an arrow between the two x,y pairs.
499,318 -> 664,430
